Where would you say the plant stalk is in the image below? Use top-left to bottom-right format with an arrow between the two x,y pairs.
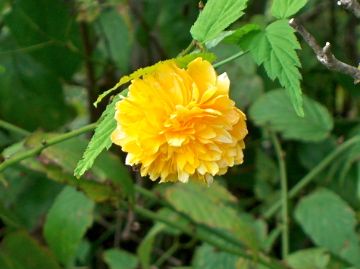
0,123 -> 97,173
264,135 -> 360,219
130,203 -> 285,269
0,120 -> 30,137
270,132 -> 289,259
213,51 -> 248,68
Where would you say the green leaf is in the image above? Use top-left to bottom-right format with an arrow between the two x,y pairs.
4,0 -> 81,79
297,138 -> 336,170
286,248 -> 330,269
0,39 -> 73,131
44,186 -> 95,266
98,9 -> 132,72
271,0 -> 309,19
0,163 -> 62,229
0,203 -> 22,228
192,244 -> 239,269
190,0 -> 248,42
224,24 -> 261,44
0,231 -> 61,269
239,20 -> 304,116
74,95 -> 121,178
12,172 -> 62,229
103,249 -> 138,269
137,225 -> 164,269
249,89 -> 333,142
7,132 -> 133,202
295,189 -> 360,266
164,182 -> 261,250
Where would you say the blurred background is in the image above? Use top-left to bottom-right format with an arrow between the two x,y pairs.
0,0 -> 360,269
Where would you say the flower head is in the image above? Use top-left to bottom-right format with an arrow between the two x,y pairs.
111,57 -> 247,184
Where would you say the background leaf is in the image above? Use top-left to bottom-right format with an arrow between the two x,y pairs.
98,9 -> 132,72
192,244 -> 238,269
44,186 -> 95,266
249,89 -> 333,141
0,231 -> 61,269
295,189 -> 360,266
164,182 -> 262,250
4,0 -> 81,79
103,249 -> 138,269
286,248 -> 330,269
137,224 -> 164,269
190,0 -> 248,42
0,42 -> 73,131
271,0 -> 309,19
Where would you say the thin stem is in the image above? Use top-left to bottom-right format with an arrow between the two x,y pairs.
264,135 -> 360,219
134,185 -> 245,251
130,203 -> 285,269
213,51 -> 248,68
178,40 -> 196,57
0,123 -> 97,173
0,120 -> 30,136
154,238 -> 180,267
270,132 -> 289,259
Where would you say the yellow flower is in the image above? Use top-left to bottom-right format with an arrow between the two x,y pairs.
111,57 -> 247,184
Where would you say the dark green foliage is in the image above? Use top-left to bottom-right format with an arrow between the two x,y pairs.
0,0 -> 360,268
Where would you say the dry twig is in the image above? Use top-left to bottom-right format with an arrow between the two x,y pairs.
289,18 -> 360,83
337,0 -> 360,18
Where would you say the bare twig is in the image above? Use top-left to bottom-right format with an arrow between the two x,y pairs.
289,18 -> 360,82
337,0 -> 360,18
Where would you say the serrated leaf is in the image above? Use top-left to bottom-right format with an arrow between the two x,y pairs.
44,186 -> 95,267
74,95 -> 121,178
239,20 -> 304,116
164,182 -> 261,250
103,249 -> 138,269
295,189 -> 360,266
249,89 -> 333,141
224,24 -> 261,44
190,0 -> 248,42
271,0 -> 309,19
94,52 -> 216,107
0,231 -> 61,269
205,31 -> 235,49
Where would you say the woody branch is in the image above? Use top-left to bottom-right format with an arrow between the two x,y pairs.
289,18 -> 360,83
337,0 -> 360,18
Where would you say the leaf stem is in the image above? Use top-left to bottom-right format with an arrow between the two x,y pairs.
213,50 -> 248,68
178,40 -> 196,57
0,123 -> 97,173
0,120 -> 30,136
270,132 -> 289,259
264,135 -> 360,219
129,202 -> 285,269
154,238 -> 180,267
134,185 -> 245,250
